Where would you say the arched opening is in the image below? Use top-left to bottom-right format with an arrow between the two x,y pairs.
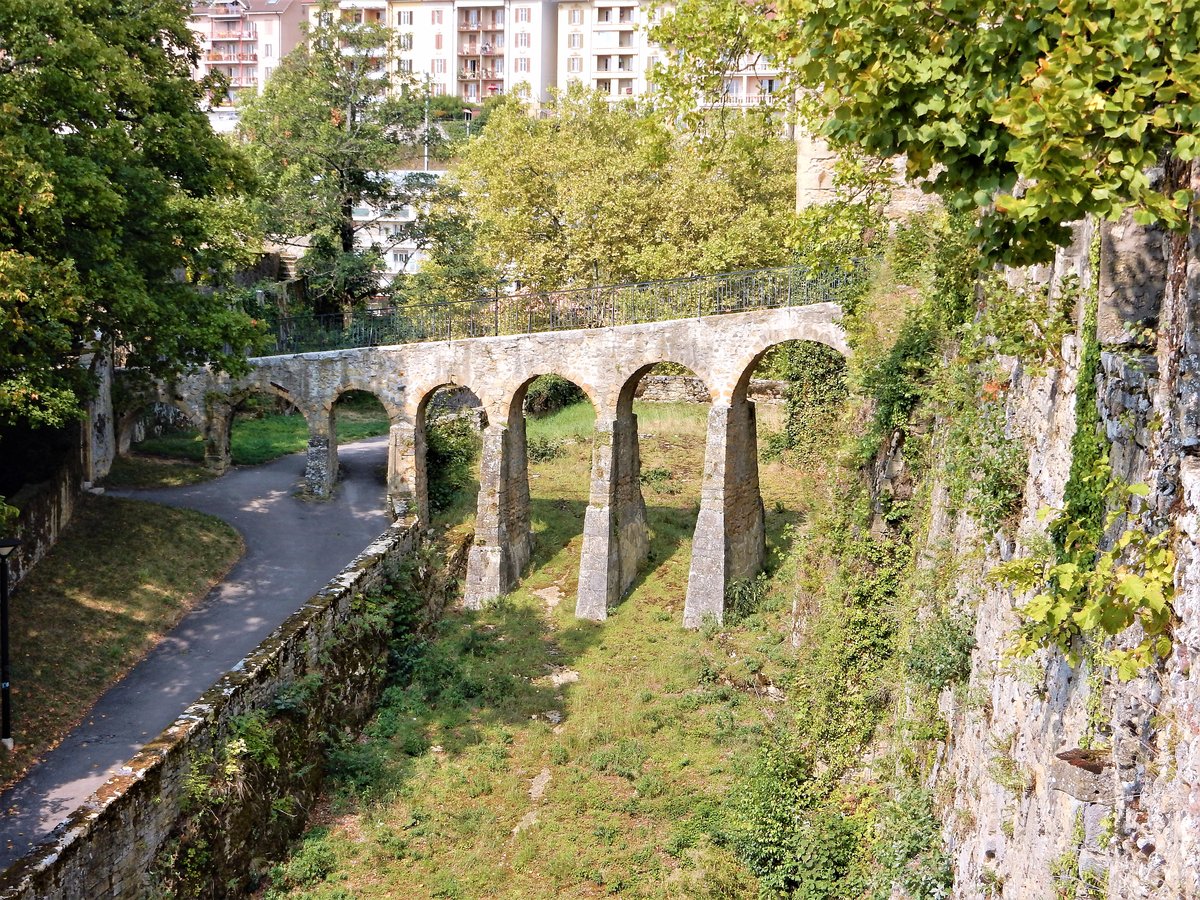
323,389 -> 394,501
581,361 -> 712,621
417,383 -> 484,536
724,339 -> 849,620
461,373 -> 597,610
107,401 -> 208,488
518,374 -> 596,578
226,388 -> 309,467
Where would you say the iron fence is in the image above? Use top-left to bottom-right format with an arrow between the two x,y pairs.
263,263 -> 867,356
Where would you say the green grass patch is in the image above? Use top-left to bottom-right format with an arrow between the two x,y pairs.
0,495 -> 243,790
129,395 -> 390,470
263,397 -> 821,898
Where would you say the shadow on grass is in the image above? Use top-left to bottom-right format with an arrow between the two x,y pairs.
326,592 -> 605,807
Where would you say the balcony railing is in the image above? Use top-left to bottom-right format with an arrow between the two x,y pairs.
261,263 -> 866,356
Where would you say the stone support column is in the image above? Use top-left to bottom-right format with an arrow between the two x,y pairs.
683,399 -> 765,628
202,399 -> 233,473
388,420 -> 427,523
303,408 -> 338,498
576,411 -> 649,620
464,416 -> 532,607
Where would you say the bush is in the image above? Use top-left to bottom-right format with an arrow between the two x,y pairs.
526,435 -> 564,462
905,608 -> 976,692
524,374 -> 585,417
425,412 -> 478,512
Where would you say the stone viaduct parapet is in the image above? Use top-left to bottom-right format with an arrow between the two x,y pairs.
132,304 -> 848,626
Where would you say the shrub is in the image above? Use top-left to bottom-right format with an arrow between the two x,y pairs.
905,608 -> 976,692
526,435 -> 564,462
524,374 -> 585,416
425,412 -> 478,512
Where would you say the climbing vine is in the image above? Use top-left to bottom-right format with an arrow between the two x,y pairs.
994,462 -> 1176,680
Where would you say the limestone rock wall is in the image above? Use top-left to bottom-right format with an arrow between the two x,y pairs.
922,198 -> 1200,898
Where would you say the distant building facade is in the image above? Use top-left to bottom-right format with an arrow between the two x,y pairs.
190,0 -> 307,132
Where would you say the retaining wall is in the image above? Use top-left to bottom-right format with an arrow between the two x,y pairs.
0,521 -> 420,899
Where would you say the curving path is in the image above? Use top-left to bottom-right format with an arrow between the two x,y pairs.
0,438 -> 391,870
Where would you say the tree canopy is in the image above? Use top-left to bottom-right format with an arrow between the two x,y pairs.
653,0 -> 1200,264
0,0 -> 262,431
446,87 -> 799,292
238,0 -> 428,311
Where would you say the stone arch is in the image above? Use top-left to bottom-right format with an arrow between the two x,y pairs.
390,379 -> 488,525
116,396 -> 203,458
728,333 -> 847,407
575,361 -> 714,622
464,370 -> 599,609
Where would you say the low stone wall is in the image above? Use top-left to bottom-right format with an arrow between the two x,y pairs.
6,454 -> 82,588
634,375 -> 789,404
0,521 -> 420,900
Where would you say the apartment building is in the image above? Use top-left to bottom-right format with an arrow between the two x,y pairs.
387,0 -> 556,104
554,0 -> 782,106
190,0 -> 306,131
555,0 -> 650,99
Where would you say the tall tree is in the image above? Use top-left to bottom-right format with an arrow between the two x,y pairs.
655,0 -> 1200,264
447,86 -> 798,292
0,0 -> 262,433
238,0 -> 427,312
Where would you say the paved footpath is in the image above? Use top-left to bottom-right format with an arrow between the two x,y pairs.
0,438 -> 391,869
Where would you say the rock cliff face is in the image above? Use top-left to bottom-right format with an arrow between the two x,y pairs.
903,192 -> 1200,898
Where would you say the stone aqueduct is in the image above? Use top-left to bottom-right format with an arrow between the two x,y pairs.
131,305 -> 848,626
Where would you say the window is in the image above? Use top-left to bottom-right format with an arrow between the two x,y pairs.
399,59 -> 413,73
567,55 -> 582,73
434,33 -> 443,49
597,8 -> 612,22
516,6 -> 530,22
619,78 -> 633,94
264,66 -> 273,80
515,57 -> 530,72
568,8 -> 582,24
618,7 -> 633,23
493,10 -> 505,25
392,251 -> 412,267
398,10 -> 413,25
264,43 -> 273,57
399,33 -> 413,50
723,78 -> 740,96
759,78 -> 778,94
596,78 -> 611,93
595,56 -> 610,71
433,81 -> 446,94
515,32 -> 530,48
433,58 -> 446,73
567,32 -> 582,48
431,9 -> 443,25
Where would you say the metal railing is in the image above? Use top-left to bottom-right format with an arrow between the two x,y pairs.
264,263 -> 866,356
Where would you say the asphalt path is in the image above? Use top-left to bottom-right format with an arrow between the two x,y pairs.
0,437 -> 391,869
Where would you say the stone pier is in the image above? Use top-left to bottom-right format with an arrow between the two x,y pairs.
303,409 -> 338,498
464,417 -> 533,607
202,398 -> 233,473
388,420 -> 426,522
683,399 -> 765,628
576,411 -> 650,620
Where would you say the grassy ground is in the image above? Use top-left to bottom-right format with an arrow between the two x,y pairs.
110,394 -> 391,488
0,496 -> 243,791
263,399 -> 819,899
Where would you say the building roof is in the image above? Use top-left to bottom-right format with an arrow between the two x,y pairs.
192,0 -> 301,15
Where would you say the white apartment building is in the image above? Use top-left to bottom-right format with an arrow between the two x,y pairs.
554,0 -> 782,106
389,0 -> 557,104
190,0 -> 306,132
556,0 -> 650,100
352,171 -> 443,286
